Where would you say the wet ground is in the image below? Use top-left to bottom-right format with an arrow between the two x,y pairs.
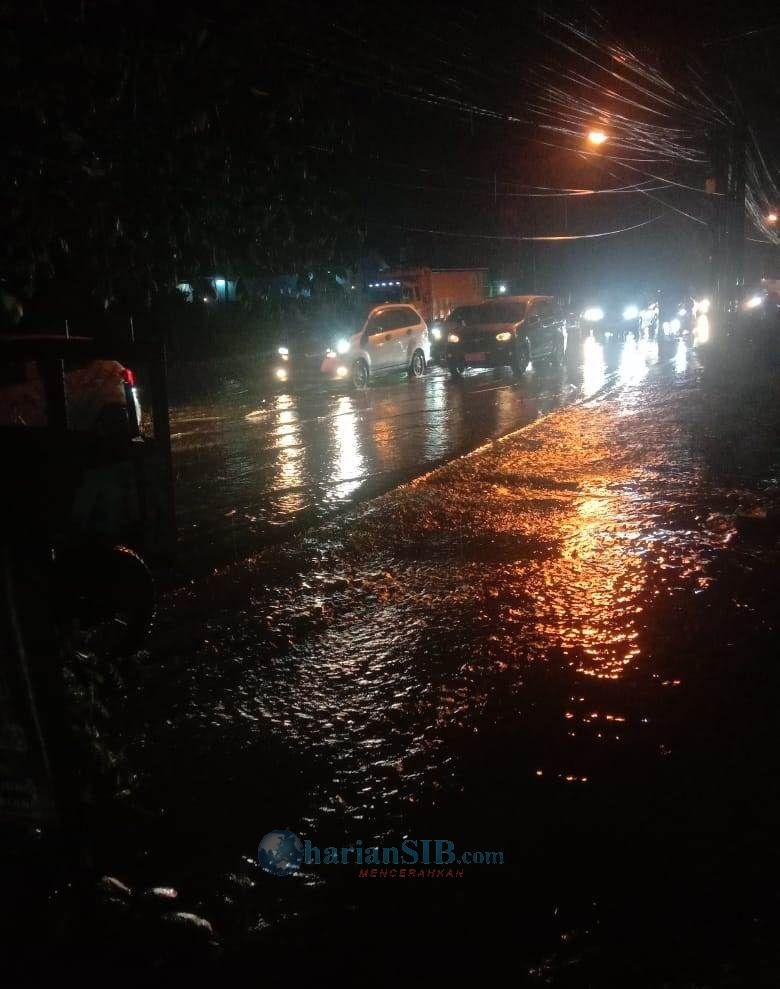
12,328 -> 780,985
168,330 -> 664,569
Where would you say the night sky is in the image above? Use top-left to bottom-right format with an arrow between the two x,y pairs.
2,0 -> 778,311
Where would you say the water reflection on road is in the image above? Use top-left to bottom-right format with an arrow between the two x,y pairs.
170,331 -> 691,567
133,326 -> 778,980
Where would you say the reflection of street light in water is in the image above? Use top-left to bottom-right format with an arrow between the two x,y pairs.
693,314 -> 709,345
581,334 -> 606,396
618,337 -> 650,387
673,339 -> 688,375
529,488 -> 645,679
273,395 -> 306,515
423,375 -> 447,459
329,396 -> 365,501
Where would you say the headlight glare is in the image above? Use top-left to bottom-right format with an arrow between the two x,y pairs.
582,307 -> 604,323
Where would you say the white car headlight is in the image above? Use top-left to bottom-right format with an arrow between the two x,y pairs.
431,326 -> 442,340
745,295 -> 764,310
582,307 -> 604,323
336,338 -> 350,354
277,346 -> 289,357
448,333 -> 460,344
495,331 -> 512,342
622,305 -> 639,321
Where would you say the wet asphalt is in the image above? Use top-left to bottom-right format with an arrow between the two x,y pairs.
14,326 -> 779,985
169,330 -> 677,569
72,323 -> 780,985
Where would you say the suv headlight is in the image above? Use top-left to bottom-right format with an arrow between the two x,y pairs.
448,332 -> 460,343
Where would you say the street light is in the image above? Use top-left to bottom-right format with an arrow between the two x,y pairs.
587,130 -> 608,146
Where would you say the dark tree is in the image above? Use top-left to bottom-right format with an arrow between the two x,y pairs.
0,0 -> 363,329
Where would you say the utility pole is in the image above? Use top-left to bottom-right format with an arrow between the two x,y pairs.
725,122 -> 746,308
708,120 -> 746,328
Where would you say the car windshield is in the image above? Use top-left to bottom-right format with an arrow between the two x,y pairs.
470,301 -> 527,324
448,306 -> 479,323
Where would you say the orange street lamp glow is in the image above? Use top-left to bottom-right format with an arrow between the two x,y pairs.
587,130 -> 608,146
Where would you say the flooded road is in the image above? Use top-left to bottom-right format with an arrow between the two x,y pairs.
169,331 -> 670,568
97,326 -> 780,982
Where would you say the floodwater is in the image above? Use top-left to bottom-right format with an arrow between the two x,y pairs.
101,324 -> 780,982
169,330 -> 665,568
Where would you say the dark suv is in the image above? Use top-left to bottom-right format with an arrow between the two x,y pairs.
445,295 -> 566,376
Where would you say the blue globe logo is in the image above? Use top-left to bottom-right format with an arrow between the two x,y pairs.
258,829 -> 304,876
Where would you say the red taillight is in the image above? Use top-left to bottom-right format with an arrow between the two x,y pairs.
122,367 -> 135,387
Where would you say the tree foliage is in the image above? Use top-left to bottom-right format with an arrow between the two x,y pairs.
1,0 -> 363,321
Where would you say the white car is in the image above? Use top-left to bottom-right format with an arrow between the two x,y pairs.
321,304 -> 431,389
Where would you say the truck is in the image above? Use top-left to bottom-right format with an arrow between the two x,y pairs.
365,267 -> 488,324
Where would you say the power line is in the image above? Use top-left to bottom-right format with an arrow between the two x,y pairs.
393,216 -> 660,242
377,178 -> 668,199
530,138 -> 722,195
702,22 -> 780,46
